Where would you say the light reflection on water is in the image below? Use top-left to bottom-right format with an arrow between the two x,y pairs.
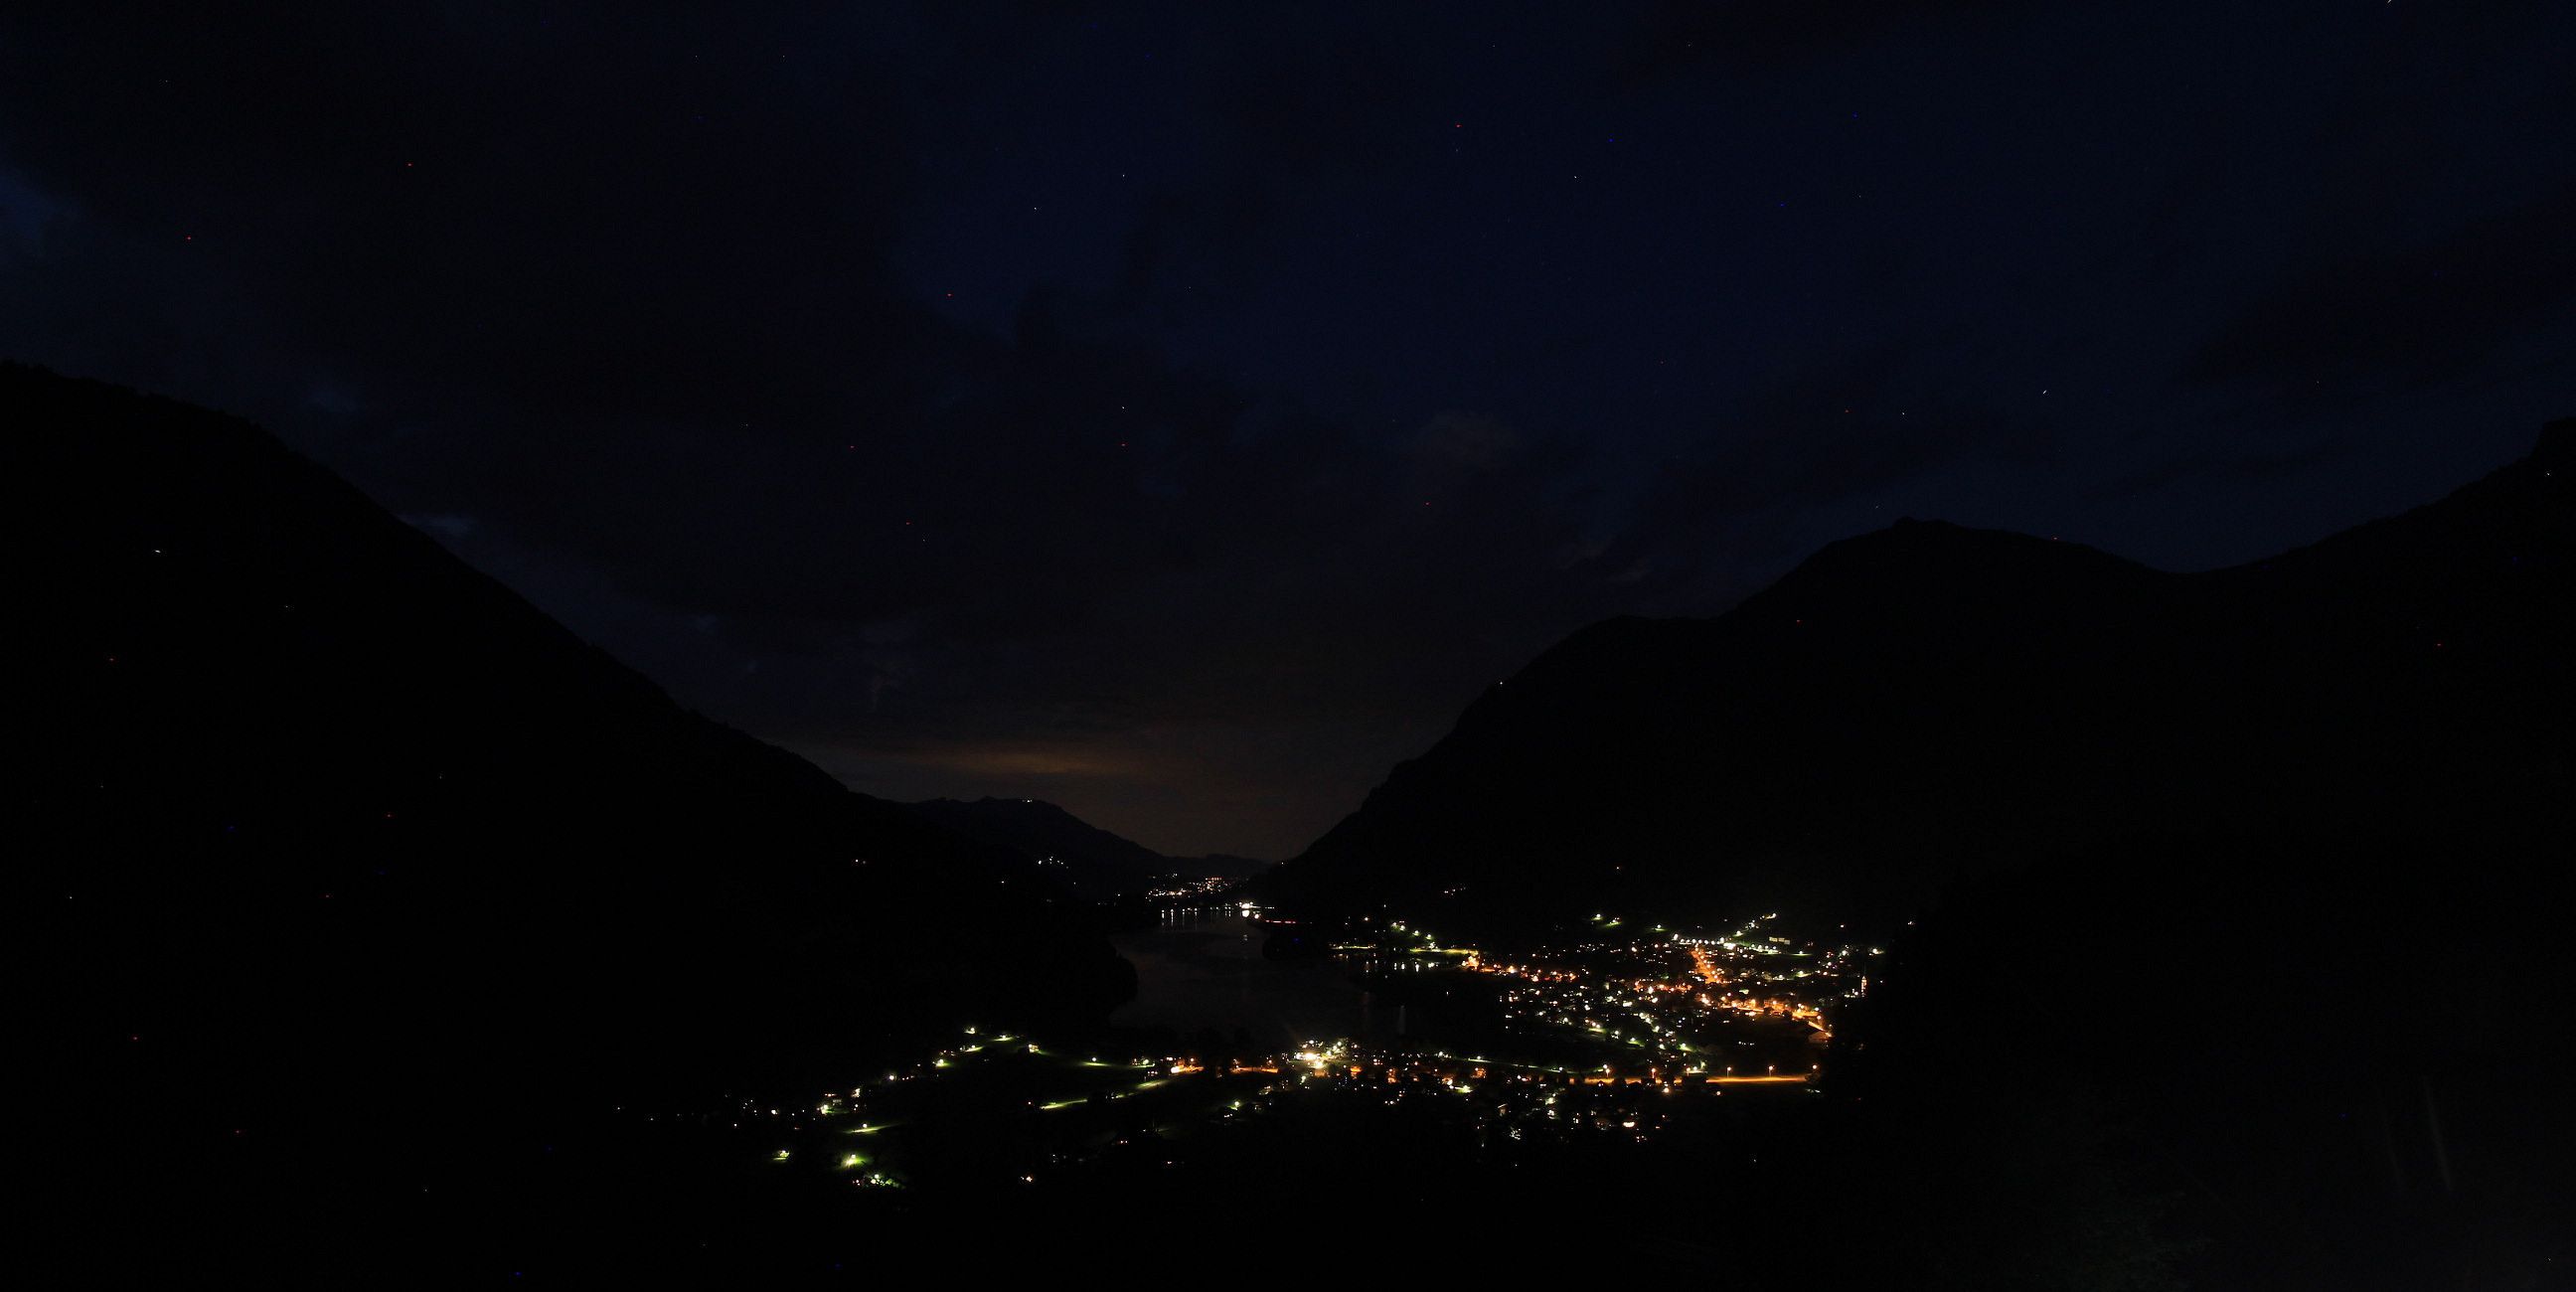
1110,908 -> 1392,1049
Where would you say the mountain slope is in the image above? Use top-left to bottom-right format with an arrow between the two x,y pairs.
13,364 -> 1130,1269
908,796 -> 1175,895
906,796 -> 1271,895
1272,420 -> 2573,924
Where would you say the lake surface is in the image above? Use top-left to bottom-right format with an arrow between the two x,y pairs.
1111,908 -> 1393,1049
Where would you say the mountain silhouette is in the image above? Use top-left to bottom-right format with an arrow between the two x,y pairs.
909,796 -> 1175,894
15,364 -> 1131,1271
1258,420 -> 2572,1284
1272,420 -> 2572,925
908,796 -> 1270,895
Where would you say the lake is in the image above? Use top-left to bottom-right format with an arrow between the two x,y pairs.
1110,907 -> 1400,1049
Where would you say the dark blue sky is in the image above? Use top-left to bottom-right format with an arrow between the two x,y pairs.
5,1 -> 2570,856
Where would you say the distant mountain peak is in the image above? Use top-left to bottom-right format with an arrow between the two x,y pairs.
903,796 -> 1272,890
905,795 -> 1169,894
1272,418 -> 2572,922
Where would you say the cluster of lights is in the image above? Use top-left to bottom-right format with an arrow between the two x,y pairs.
1143,875 -> 1236,901
721,908 -> 1877,1193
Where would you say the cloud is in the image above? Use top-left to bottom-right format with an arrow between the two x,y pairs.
1609,0 -> 2033,83
2185,187 -> 2576,391
1581,348 -> 2055,600
0,165 -> 70,248
8,2 -> 2569,855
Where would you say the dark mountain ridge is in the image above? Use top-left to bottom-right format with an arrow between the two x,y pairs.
1273,420 -> 2571,926
14,364 -> 1130,1270
907,795 -> 1271,895
1260,421 -> 2572,1284
908,796 -> 1173,894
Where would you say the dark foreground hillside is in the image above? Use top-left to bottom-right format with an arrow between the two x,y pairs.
14,365 -> 1131,1275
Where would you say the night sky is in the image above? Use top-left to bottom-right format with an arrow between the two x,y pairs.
5,2 -> 2569,858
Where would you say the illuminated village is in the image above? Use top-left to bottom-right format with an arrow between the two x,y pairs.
676,903 -> 1885,1196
